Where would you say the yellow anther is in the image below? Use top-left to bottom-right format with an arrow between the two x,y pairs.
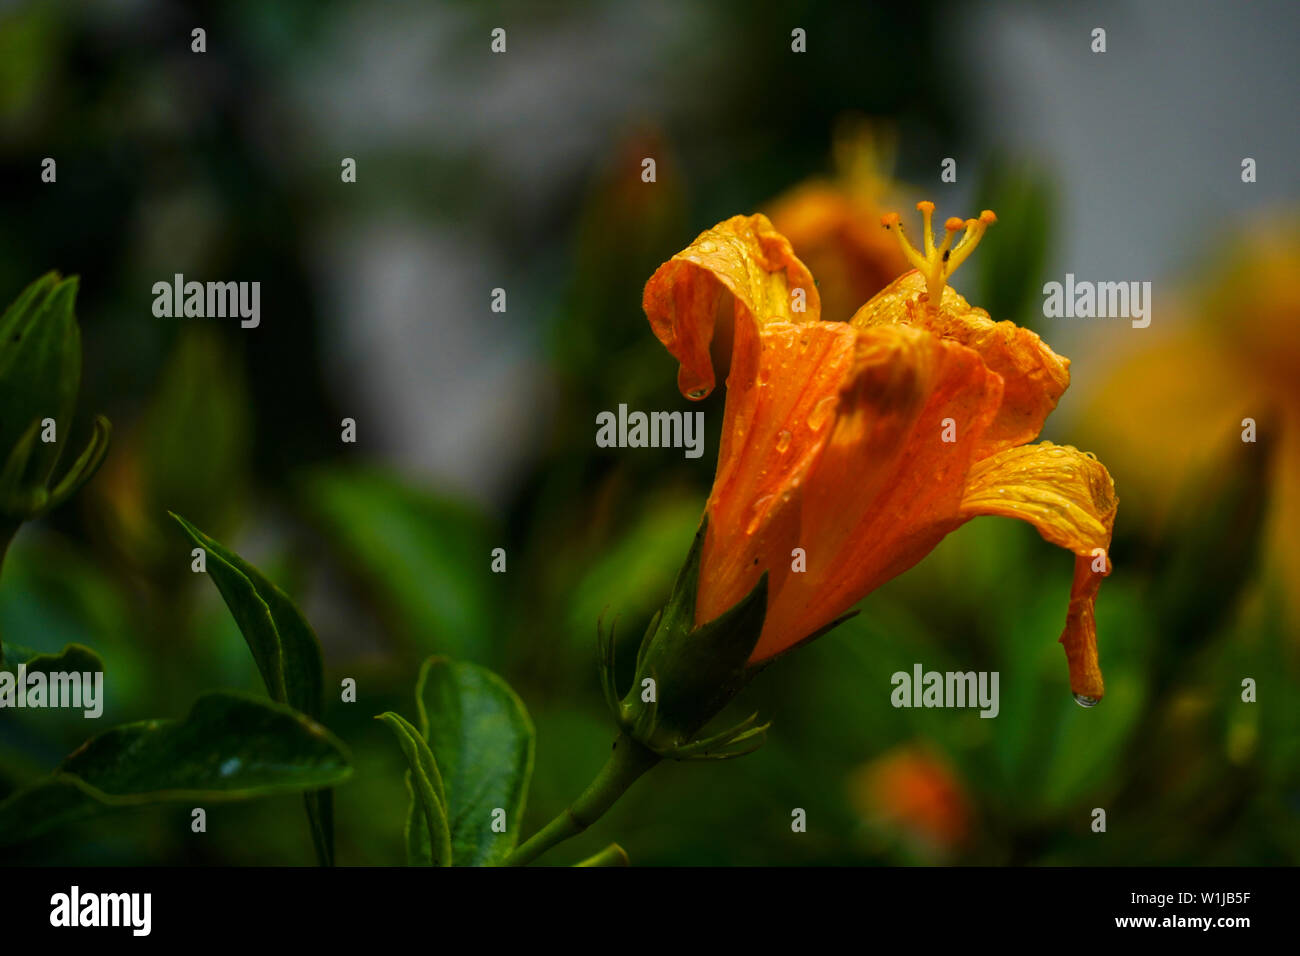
937,218 -> 962,256
881,201 -> 996,304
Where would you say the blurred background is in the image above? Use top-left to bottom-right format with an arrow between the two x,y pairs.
1,0 -> 1296,865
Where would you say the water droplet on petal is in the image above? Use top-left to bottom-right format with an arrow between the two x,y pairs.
745,494 -> 774,535
757,367 -> 771,386
808,396 -> 837,432
1073,693 -> 1100,708
776,429 -> 792,452
687,387 -> 709,399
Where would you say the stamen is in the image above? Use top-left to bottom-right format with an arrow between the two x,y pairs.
881,204 -> 996,305
937,217 -> 963,257
916,201 -> 936,257
947,210 -> 997,274
880,212 -> 929,275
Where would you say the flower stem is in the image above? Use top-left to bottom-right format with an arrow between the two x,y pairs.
506,732 -> 659,866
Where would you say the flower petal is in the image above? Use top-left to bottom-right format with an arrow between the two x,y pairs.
959,442 -> 1119,698
643,214 -> 821,400
749,324 -> 1004,661
696,318 -> 859,629
850,271 -> 1070,458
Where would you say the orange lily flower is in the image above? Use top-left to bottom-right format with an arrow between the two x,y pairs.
643,203 -> 1118,701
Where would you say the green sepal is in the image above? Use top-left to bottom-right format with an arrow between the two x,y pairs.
673,711 -> 771,760
606,518 -> 771,758
44,414 -> 112,512
574,843 -> 630,867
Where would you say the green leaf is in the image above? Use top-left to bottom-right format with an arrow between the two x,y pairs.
0,691 -> 352,847
299,468 -> 496,660
169,513 -> 333,865
0,641 -> 103,675
376,711 -> 451,867
416,657 -> 535,866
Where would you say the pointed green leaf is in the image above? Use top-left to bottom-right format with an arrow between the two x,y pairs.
170,513 -> 323,716
0,691 -> 352,847
170,513 -> 332,864
416,657 -> 535,866
376,711 -> 451,866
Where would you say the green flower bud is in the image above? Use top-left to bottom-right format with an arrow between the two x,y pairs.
0,272 -> 111,535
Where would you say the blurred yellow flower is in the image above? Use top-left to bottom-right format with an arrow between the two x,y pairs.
1078,216 -> 1300,621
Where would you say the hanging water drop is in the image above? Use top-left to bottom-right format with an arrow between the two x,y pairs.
1073,692 -> 1100,708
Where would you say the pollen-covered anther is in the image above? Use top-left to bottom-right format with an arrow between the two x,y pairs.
881,202 -> 997,305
